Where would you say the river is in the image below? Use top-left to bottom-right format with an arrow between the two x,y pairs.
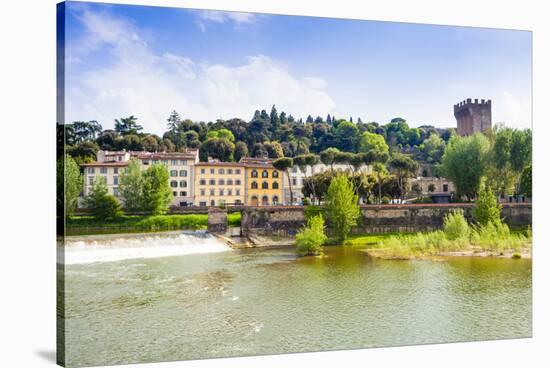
59,232 -> 532,367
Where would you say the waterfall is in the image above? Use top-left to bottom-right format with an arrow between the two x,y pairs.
60,231 -> 231,265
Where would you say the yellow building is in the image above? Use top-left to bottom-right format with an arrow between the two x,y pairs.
194,162 -> 246,207
241,158 -> 283,206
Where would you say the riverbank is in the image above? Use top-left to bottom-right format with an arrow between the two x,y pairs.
65,213 -> 241,235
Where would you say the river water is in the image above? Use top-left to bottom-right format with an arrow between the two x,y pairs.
60,232 -> 532,367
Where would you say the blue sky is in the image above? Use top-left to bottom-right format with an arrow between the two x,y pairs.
63,1 -> 532,134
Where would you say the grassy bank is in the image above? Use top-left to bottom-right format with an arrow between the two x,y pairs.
66,213 -> 241,236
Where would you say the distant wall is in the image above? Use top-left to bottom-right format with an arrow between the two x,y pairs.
240,204 -> 532,236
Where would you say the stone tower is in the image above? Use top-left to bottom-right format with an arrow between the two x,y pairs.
454,98 -> 492,136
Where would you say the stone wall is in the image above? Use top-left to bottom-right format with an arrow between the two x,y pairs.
240,204 -> 532,236
207,208 -> 227,234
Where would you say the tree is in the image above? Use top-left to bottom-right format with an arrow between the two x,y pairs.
325,174 -> 360,240
114,115 -> 143,135
201,138 -> 235,162
389,153 -> 419,201
295,214 -> 327,256
70,120 -> 103,143
420,134 -> 445,164
273,157 -> 294,205
141,164 -> 172,215
66,141 -> 99,165
428,183 -> 436,193
372,162 -> 388,205
57,155 -> 82,215
141,135 -> 160,152
118,159 -> 144,212
440,133 -> 490,200
207,128 -> 235,142
320,147 -> 340,169
166,110 -> 182,132
358,131 -> 389,156
334,121 -> 360,152
473,180 -> 502,226
84,176 -> 121,221
234,141 -> 249,162
264,141 -> 284,159
519,164 -> 532,198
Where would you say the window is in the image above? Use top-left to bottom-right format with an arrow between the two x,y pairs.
170,180 -> 178,188
292,167 -> 298,173
114,168 -> 118,174
228,169 -> 233,174
272,196 -> 279,205
199,201 -> 206,207
219,168 -> 225,174
262,196 -> 269,205
209,179 -> 216,186
200,179 -> 206,185
113,176 -> 118,185
251,181 -> 258,189
113,188 -> 119,196
200,189 -> 205,196
218,179 -> 225,185
173,191 -> 177,196
153,159 -> 159,164
262,170 -> 268,178
180,170 -> 187,177
143,160 -> 149,165
219,189 -> 224,196
210,168 -> 214,174
180,180 -> 187,188
235,200 -> 242,205
210,200 -> 215,206
201,168 -> 205,174
210,189 -> 215,196
443,184 -> 449,192
88,177 -> 94,185
272,171 -> 279,178
262,181 -> 269,189
100,167 -> 107,174
171,160 -> 178,165
228,189 -> 232,196
87,168 -> 95,174
162,160 -> 168,165
170,170 -> 178,177
227,179 -> 233,185
292,178 -> 297,186
235,179 -> 241,185
251,170 -> 258,178
272,182 -> 279,189
235,169 -> 241,174
180,160 -> 187,165
236,189 -> 240,196
180,191 -> 187,197
117,156 -> 122,162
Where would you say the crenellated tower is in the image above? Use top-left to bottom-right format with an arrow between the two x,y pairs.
454,98 -> 492,136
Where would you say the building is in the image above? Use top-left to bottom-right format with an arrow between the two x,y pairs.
194,161 -> 245,207
81,149 -> 200,207
240,157 -> 283,206
454,98 -> 492,136
283,163 -> 372,205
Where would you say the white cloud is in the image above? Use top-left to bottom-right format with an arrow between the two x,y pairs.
495,92 -> 532,129
195,10 -> 259,32
65,8 -> 335,134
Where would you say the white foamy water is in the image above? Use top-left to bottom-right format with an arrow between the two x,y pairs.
60,231 -> 231,265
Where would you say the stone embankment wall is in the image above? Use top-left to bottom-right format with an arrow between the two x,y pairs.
240,204 -> 532,236
207,208 -> 227,234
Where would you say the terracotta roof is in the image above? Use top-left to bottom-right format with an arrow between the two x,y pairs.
195,162 -> 245,167
131,151 -> 198,160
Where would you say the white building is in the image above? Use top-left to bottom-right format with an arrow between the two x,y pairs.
282,163 -> 371,205
81,149 -> 200,207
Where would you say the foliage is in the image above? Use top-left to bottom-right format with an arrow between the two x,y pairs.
304,205 -> 324,220
443,210 -> 470,241
473,180 -> 502,226
358,131 -> 389,156
519,165 -> 532,197
57,155 -> 82,215
325,174 -> 360,239
295,214 -> 327,256
84,176 -> 121,221
118,159 -> 145,212
273,157 -> 295,204
141,164 -> 172,215
114,115 -> 143,135
388,153 -> 419,200
419,134 -> 445,164
440,133 -> 490,199
234,141 -> 249,162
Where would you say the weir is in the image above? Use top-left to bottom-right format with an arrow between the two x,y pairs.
61,231 -> 231,265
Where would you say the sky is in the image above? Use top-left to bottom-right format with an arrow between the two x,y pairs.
62,1 -> 532,134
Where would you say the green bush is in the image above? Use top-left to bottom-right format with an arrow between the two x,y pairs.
304,205 -> 324,220
295,214 -> 327,256
443,210 -> 470,241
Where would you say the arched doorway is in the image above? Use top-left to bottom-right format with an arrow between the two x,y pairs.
261,195 -> 269,206
272,196 -> 279,205
250,196 -> 259,206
